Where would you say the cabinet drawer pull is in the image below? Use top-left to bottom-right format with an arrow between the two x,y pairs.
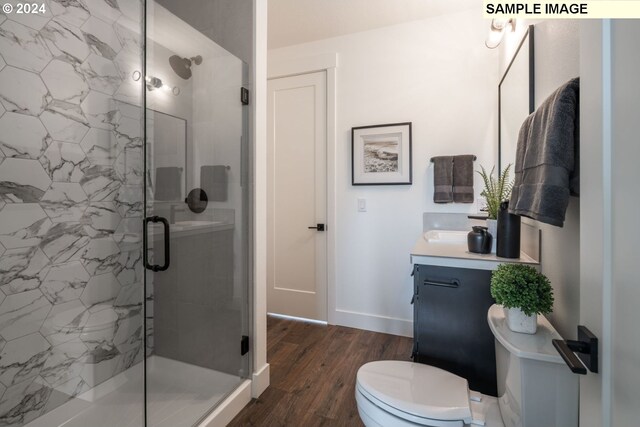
423,279 -> 460,288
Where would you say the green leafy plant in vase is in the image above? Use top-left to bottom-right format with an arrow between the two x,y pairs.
476,165 -> 514,252
490,263 -> 554,334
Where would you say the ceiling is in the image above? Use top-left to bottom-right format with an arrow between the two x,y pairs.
268,0 -> 480,49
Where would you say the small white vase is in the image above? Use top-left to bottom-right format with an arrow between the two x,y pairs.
486,219 -> 497,253
504,307 -> 538,334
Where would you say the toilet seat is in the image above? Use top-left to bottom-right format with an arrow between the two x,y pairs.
356,361 -> 475,426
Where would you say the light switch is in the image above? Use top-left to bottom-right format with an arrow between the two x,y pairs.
358,198 -> 367,212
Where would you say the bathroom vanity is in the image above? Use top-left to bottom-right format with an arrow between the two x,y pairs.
412,264 -> 496,395
410,214 -> 540,397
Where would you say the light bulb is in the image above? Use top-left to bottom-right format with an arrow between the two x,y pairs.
485,18 -> 515,49
485,29 -> 505,49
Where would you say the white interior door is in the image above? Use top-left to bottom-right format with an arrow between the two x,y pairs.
580,20 -> 640,426
267,71 -> 327,321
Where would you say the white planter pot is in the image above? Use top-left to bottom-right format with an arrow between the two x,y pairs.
504,307 -> 538,334
486,219 -> 497,253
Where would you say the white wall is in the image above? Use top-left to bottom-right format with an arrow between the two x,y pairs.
252,0 -> 269,397
499,20 -> 580,339
269,9 -> 498,336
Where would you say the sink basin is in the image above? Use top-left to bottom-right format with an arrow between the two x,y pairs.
423,230 -> 468,243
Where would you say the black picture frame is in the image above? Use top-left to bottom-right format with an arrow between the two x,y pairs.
351,122 -> 412,185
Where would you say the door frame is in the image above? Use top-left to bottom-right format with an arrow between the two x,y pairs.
580,19 -> 640,426
268,53 -> 337,324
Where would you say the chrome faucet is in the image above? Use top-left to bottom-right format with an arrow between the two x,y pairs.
169,204 -> 186,224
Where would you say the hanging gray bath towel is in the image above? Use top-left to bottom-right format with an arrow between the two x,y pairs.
510,77 -> 580,227
453,155 -> 475,203
201,165 -> 228,202
432,156 -> 453,203
155,167 -> 182,201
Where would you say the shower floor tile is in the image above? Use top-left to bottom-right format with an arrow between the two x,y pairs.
26,356 -> 242,427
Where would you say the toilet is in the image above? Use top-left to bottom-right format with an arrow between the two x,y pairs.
355,304 -> 579,427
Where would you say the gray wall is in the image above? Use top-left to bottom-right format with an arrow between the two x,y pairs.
155,0 -> 253,65
531,20 -> 580,340
499,20 -> 580,339
578,21 -> 604,426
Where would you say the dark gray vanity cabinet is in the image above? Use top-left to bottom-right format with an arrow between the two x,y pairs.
412,264 -> 497,396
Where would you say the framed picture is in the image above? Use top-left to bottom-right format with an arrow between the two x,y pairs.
351,122 -> 412,185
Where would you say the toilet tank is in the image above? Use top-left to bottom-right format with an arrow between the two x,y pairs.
487,305 -> 579,427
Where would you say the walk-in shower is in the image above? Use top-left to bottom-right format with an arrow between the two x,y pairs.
0,0 -> 252,426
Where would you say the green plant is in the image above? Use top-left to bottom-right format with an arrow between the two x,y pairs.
490,264 -> 554,316
477,164 -> 513,219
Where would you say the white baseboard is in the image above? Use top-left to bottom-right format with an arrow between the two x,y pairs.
333,309 -> 413,337
198,380 -> 252,427
251,363 -> 270,398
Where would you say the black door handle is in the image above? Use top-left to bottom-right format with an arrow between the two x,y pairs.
552,340 -> 587,374
308,224 -> 325,231
552,325 -> 598,374
144,216 -> 170,272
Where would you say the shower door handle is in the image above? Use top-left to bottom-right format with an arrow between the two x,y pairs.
144,216 -> 171,272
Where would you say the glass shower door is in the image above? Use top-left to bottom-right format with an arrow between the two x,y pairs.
143,1 -> 251,426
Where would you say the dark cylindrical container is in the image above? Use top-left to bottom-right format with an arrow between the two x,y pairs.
468,226 -> 492,254
497,201 -> 521,258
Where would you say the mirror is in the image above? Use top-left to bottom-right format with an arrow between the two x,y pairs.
148,110 -> 188,201
499,25 -> 535,175
185,188 -> 208,213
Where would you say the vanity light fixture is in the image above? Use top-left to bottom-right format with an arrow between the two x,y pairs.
145,75 -> 163,90
485,18 -> 516,49
132,71 -> 180,96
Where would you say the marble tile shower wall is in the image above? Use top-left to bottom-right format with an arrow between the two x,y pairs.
0,0 -> 146,425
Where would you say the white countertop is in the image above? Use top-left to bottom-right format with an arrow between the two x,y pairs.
150,220 -> 234,239
411,234 -> 539,271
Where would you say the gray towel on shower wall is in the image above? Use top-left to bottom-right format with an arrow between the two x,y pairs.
155,167 -> 182,201
453,155 -> 475,203
201,165 -> 228,202
432,156 -> 453,203
510,77 -> 580,227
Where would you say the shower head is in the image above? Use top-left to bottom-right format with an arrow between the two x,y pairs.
169,55 -> 203,80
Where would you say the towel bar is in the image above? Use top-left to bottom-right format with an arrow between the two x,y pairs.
430,155 -> 476,162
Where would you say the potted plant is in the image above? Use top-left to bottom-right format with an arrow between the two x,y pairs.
490,263 -> 554,334
477,165 -> 513,252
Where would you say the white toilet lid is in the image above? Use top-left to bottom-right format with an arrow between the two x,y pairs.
356,361 -> 472,422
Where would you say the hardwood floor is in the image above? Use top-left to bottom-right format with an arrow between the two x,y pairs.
228,316 -> 413,427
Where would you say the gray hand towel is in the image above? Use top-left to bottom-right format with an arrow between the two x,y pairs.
509,77 -> 580,227
154,167 -> 182,201
201,165 -> 228,202
453,155 -> 475,203
432,156 -> 453,203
